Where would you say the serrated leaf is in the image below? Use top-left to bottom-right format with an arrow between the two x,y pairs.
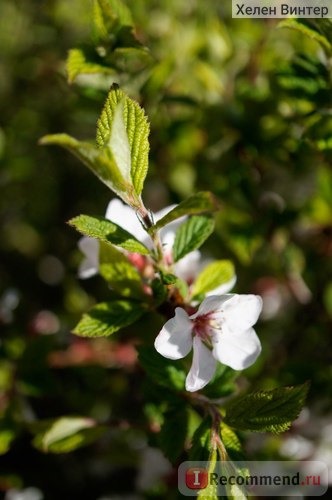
138,346 -> 186,391
108,100 -> 132,183
220,423 -> 244,462
173,215 -> 215,262
39,134 -> 139,207
69,214 -> 149,255
279,19 -> 331,52
66,48 -> 115,84
224,383 -> 309,433
32,417 -> 106,453
73,299 -> 145,337
97,87 -> 150,195
150,192 -> 220,233
99,242 -> 145,298
158,405 -> 188,462
192,260 -> 235,297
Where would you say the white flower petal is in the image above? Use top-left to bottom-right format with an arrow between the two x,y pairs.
174,250 -> 201,282
212,326 -> 261,370
154,204 -> 177,222
105,199 -> 149,244
191,295 -> 232,319
223,294 -> 263,332
155,205 -> 187,254
186,337 -> 217,392
78,237 -> 99,279
154,308 -> 193,360
206,274 -> 237,297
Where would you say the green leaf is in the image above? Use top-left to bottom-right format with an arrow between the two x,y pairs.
0,428 -> 16,455
192,260 -> 235,297
73,299 -> 145,337
66,49 -> 115,84
224,383 -> 309,433
39,134 -> 139,207
150,278 -> 168,305
69,214 -> 149,255
97,87 -> 150,195
197,447 -> 218,500
220,423 -> 244,462
173,215 -> 215,262
138,346 -> 186,391
150,192 -> 220,233
99,242 -> 145,298
93,0 -> 133,43
32,417 -> 106,453
158,405 -> 188,462
189,417 -> 212,462
279,19 -> 331,52
159,272 -> 178,285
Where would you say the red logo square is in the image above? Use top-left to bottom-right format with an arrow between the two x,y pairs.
185,467 -> 208,489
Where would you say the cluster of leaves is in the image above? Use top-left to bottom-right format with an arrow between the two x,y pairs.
1,0 -> 331,498
39,12 -> 309,496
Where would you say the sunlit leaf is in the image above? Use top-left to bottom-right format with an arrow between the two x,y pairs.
97,87 -> 150,195
66,48 -> 115,84
39,134 -> 138,206
32,417 -> 106,453
173,215 -> 215,262
73,299 -> 145,337
150,192 -> 220,233
69,214 -> 150,255
225,383 -> 309,433
99,242 -> 145,298
192,260 -> 235,297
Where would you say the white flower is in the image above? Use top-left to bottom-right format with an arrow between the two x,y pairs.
154,294 -> 263,392
78,199 -> 203,282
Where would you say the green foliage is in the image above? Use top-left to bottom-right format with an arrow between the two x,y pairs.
197,447 -> 218,500
279,19 -> 331,53
69,214 -> 149,254
220,423 -> 244,461
138,346 -> 186,391
189,417 -> 213,462
73,299 -> 145,337
67,0 -> 150,83
39,133 -> 137,206
31,417 -> 106,453
93,0 -> 134,41
99,242 -> 145,298
158,404 -> 188,462
150,192 -> 220,232
0,428 -> 16,455
66,48 -> 115,84
97,86 -> 150,195
2,0 -> 332,496
192,260 -> 235,297
224,383 -> 309,433
173,215 -> 215,262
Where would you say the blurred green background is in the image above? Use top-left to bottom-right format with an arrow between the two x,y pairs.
0,1 -> 331,498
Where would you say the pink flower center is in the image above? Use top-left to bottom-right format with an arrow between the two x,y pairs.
192,313 -> 216,342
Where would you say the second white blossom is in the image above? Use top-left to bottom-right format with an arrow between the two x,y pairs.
154,294 -> 263,392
